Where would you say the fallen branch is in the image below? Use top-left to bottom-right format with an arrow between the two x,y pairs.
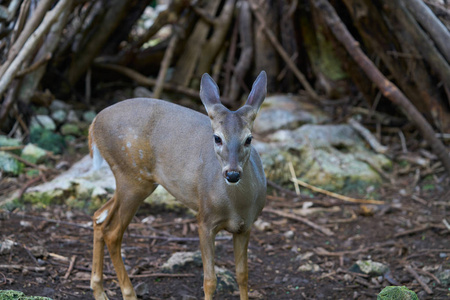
264,207 -> 334,236
348,118 -> 388,154
0,264 -> 45,272
74,273 -> 195,281
94,63 -> 200,99
0,0 -> 73,98
290,178 -> 385,205
313,0 -> 450,176
63,255 -> 77,280
405,265 -> 433,294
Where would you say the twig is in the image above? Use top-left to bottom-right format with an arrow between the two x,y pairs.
348,118 -> 388,154
248,0 -> 318,100
264,207 -> 334,236
94,63 -> 200,99
18,175 -> 44,199
394,224 -> 429,238
153,30 -> 179,99
405,265 -> 433,294
266,180 -> 299,198
0,146 -> 25,151
16,53 -> 52,77
63,255 -> 77,280
290,178 -> 385,205
288,162 -> 300,196
0,264 -> 45,272
73,273 -> 195,281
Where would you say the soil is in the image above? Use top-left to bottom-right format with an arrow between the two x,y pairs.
1,173 -> 449,299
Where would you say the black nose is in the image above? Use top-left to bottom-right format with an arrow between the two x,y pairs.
226,171 -> 240,183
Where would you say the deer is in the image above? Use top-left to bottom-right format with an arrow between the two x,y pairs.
88,71 -> 267,300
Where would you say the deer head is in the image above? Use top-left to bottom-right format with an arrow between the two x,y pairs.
200,71 -> 267,185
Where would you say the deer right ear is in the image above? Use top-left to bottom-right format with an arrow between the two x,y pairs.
200,73 -> 221,115
245,71 -> 267,113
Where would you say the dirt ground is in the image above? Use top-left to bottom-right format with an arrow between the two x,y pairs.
1,169 -> 449,300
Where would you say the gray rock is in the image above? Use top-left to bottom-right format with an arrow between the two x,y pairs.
352,260 -> 389,276
50,99 -> 71,112
297,262 -> 320,272
0,151 -> 24,176
134,86 -> 153,98
162,251 -> 202,272
215,266 -> 238,292
437,269 -> 450,286
255,124 -> 391,191
134,282 -> 150,297
51,109 -> 67,124
253,218 -> 272,231
30,115 -> 56,131
66,110 -> 80,123
253,95 -> 329,135
0,136 -> 21,148
60,123 -> 81,136
0,239 -> 15,255
83,111 -> 97,123
21,144 -> 47,164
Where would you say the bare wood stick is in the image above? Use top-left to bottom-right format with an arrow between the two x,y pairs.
153,32 -> 179,99
0,0 -> 53,78
0,264 -> 45,272
0,0 -> 73,98
348,118 -> 388,154
94,63 -> 200,99
16,53 -> 52,77
74,273 -> 195,281
394,224 -> 430,238
290,177 -> 385,205
404,0 -> 450,65
288,162 -> 300,196
405,265 -> 433,294
63,255 -> 77,280
264,207 -> 334,236
313,0 -> 450,176
0,146 -> 25,151
249,0 -> 318,100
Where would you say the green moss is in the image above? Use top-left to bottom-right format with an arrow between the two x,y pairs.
29,127 -> 65,154
377,286 -> 418,300
0,290 -> 52,300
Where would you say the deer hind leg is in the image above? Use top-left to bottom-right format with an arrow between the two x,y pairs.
91,180 -> 157,300
233,230 -> 251,300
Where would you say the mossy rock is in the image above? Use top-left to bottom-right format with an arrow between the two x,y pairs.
0,290 -> 52,300
377,286 -> 418,300
29,127 -> 65,154
0,151 -> 24,176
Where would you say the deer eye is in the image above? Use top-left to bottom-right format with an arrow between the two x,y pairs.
245,136 -> 253,146
214,135 -> 222,145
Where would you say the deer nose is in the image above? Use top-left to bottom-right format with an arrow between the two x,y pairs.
225,171 -> 240,183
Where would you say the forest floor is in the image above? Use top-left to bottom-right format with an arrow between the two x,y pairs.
0,163 -> 449,299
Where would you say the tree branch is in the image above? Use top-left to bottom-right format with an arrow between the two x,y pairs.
312,0 -> 450,176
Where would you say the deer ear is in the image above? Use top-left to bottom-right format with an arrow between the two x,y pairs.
245,71 -> 267,112
200,73 -> 221,114
238,71 -> 267,121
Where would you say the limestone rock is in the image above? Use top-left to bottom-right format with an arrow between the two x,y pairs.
351,260 -> 389,277
30,115 -> 56,131
255,124 -> 391,191
162,251 -> 203,272
21,144 -> 47,164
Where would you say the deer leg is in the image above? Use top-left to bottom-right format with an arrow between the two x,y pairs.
96,181 -> 157,300
233,230 -> 251,300
91,198 -> 116,300
198,222 -> 217,300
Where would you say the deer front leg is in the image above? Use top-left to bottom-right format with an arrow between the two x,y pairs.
198,222 -> 217,300
233,230 -> 251,300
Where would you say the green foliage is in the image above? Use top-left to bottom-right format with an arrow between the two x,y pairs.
0,151 -> 24,176
377,286 -> 418,300
0,290 -> 52,300
29,127 -> 65,154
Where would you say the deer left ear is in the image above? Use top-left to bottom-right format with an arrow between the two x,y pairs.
238,71 -> 267,121
245,71 -> 267,112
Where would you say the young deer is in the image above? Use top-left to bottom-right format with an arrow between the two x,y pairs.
89,71 -> 267,300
